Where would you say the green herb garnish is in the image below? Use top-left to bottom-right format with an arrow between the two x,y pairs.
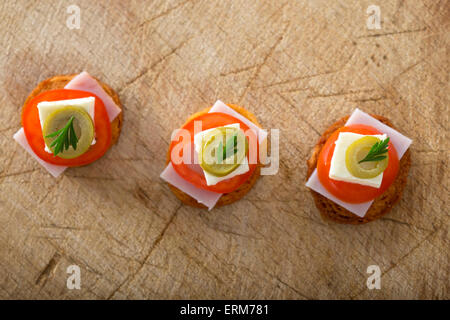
45,116 -> 78,156
217,132 -> 238,163
358,137 -> 389,163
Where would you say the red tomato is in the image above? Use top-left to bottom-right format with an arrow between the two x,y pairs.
317,124 -> 399,203
169,112 -> 258,193
22,89 -> 111,167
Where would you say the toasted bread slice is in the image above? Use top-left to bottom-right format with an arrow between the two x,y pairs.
306,115 -> 411,224
166,104 -> 262,208
22,74 -> 123,145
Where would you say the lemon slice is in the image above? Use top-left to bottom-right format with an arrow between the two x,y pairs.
345,136 -> 388,179
43,106 -> 94,159
199,127 -> 247,177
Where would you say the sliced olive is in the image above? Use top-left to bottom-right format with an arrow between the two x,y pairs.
199,127 -> 247,177
43,106 -> 94,159
345,136 -> 389,179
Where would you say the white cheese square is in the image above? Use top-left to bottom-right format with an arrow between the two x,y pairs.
194,123 -> 240,154
37,97 -> 96,153
37,97 -> 95,129
329,132 -> 387,188
194,123 -> 250,186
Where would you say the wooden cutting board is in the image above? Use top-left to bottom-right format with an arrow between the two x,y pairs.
0,0 -> 448,299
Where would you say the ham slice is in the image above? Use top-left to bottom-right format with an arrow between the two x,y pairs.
345,109 -> 412,158
161,100 -> 263,209
305,109 -> 412,217
209,100 -> 267,144
160,163 -> 222,210
64,71 -> 121,122
13,128 -> 66,178
14,71 -> 122,177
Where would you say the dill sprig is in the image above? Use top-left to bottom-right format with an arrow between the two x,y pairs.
217,132 -> 238,163
45,116 -> 78,156
358,137 -> 389,163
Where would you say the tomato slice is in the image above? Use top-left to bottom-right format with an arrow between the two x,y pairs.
22,89 -> 111,167
169,112 -> 258,193
317,124 -> 399,203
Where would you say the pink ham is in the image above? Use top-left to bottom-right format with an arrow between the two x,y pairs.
13,128 -> 67,178
160,163 -> 221,210
210,100 -> 267,143
305,108 -> 412,217
345,109 -> 412,158
64,71 -> 121,122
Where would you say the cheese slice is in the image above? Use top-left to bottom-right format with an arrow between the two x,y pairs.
306,109 -> 412,217
37,97 -> 95,130
37,97 -> 96,153
329,132 -> 386,188
193,123 -> 249,186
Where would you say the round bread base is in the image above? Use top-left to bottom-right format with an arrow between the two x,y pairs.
166,104 -> 262,209
22,74 -> 123,146
306,115 -> 411,224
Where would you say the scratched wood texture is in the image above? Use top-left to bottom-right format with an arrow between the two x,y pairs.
0,0 -> 448,299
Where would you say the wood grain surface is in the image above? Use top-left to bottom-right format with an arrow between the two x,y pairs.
0,0 -> 448,299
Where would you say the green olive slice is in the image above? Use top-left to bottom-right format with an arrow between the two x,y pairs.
43,106 -> 94,159
199,127 -> 248,177
345,136 -> 389,179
